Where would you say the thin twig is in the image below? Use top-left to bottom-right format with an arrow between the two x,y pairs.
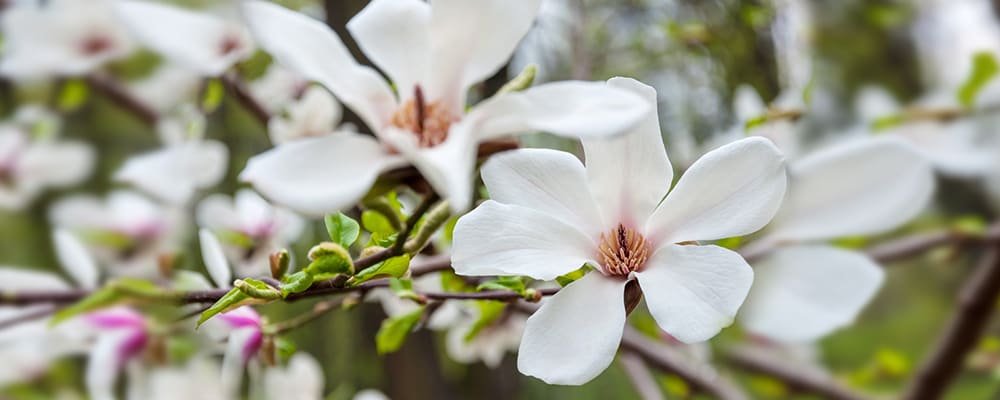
85,74 -> 159,125
0,305 -> 56,330
901,246 -> 1000,400
620,352 -> 665,400
723,345 -> 872,400
266,296 -> 351,335
221,73 -> 271,126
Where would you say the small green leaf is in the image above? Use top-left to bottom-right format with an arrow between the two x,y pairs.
958,52 -> 1000,107
556,265 -> 591,287
368,232 -> 397,248
714,236 -> 743,250
871,114 -> 904,131
352,254 -> 411,285
744,115 -> 768,130
275,337 -> 297,361
197,288 -> 268,327
51,286 -> 124,326
234,278 -> 282,300
476,276 -> 526,295
305,242 -> 354,277
57,79 -> 90,112
388,277 -> 421,302
324,213 -> 361,248
375,306 -> 425,354
496,64 -> 537,95
954,215 -> 988,237
440,270 -> 471,293
201,78 -> 225,112
362,210 -> 396,236
280,271 -> 314,296
464,301 -> 506,342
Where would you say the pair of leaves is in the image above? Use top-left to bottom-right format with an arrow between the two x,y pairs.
197,278 -> 277,327
51,278 -> 174,325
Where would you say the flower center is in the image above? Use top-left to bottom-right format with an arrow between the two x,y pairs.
598,223 -> 651,276
218,35 -> 243,56
80,34 -> 114,56
390,86 -> 457,148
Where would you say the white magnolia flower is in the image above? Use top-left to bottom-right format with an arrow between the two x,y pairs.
0,125 -> 94,210
127,357 -> 226,400
738,135 -> 935,343
268,85 -> 344,145
0,0 -> 133,79
115,140 -> 229,205
0,230 -> 98,387
444,305 -> 525,369
261,353 -> 325,400
125,64 -> 205,114
50,191 -> 184,278
116,0 -> 254,76
239,0 -> 650,216
197,189 -> 304,279
452,78 -> 788,385
250,66 -> 310,114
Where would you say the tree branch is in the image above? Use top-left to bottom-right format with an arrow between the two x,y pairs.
723,345 -> 872,400
901,246 -> 1000,400
620,352 -> 666,400
85,74 -> 159,126
221,73 -> 271,126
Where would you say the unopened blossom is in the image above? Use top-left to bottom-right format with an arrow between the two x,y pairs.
262,353 -> 325,400
197,189 -> 304,279
116,0 -> 254,76
453,78 -> 787,384
738,135 -> 935,343
49,191 -> 184,278
268,85 -> 345,145
239,0 -> 650,216
0,0 -> 133,79
0,125 -> 94,210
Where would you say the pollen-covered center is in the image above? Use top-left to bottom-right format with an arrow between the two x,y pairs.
390,86 -> 458,148
598,223 -> 652,276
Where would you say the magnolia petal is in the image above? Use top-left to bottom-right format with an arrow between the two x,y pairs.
196,194 -> 242,233
739,245 -> 885,343
240,132 -> 405,217
0,268 -> 69,291
518,272 -> 626,385
635,244 -> 754,343
452,201 -> 596,280
347,0 -> 430,99
115,141 -> 228,205
242,1 -> 397,131
461,81 -> 649,142
116,1 -> 251,76
18,140 -> 95,187
221,327 -> 262,397
427,0 -> 541,111
768,136 -> 934,242
264,353 -> 325,400
646,137 -> 786,243
734,84 -> 766,122
53,229 -> 99,289
199,229 -> 231,288
382,126 -> 477,213
87,330 -> 146,400
481,148 -> 601,237
582,78 -> 672,230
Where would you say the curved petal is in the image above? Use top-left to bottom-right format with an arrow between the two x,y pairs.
242,1 -> 397,132
767,136 -> 934,242
460,81 -> 649,142
481,148 -> 601,237
733,84 -> 766,122
346,0 -> 430,99
87,330 -> 147,400
53,229 -> 99,289
116,1 -> 252,76
383,126 -> 477,213
452,201 -> 596,280
199,229 -> 231,288
582,78 -> 672,230
221,327 -> 262,397
196,194 -> 241,232
264,353 -> 325,400
240,131 -> 405,217
635,244 -> 754,343
234,189 -> 274,230
646,137 -> 786,243
18,140 -> 95,187
739,245 -> 885,343
115,141 -> 229,205
518,272 -> 626,385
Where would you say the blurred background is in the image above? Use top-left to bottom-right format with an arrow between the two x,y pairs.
1,0 -> 1000,399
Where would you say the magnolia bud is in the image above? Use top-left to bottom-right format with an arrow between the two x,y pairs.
306,242 -> 354,275
270,249 -> 290,279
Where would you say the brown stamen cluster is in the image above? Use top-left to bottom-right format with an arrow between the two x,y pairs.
598,223 -> 651,276
219,35 -> 243,56
390,86 -> 457,148
80,34 -> 114,56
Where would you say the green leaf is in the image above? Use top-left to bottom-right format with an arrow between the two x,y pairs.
556,265 -> 591,287
870,114 -> 904,132
958,52 -> 1000,107
743,115 -> 768,131
351,254 -> 411,285
197,287 -> 268,327
275,337 -> 297,362
50,286 -> 125,326
362,210 -> 396,236
305,242 -> 354,277
368,232 -> 397,248
496,64 -> 537,95
324,213 -> 361,248
201,78 -> 225,112
476,276 -> 526,295
57,79 -> 90,112
714,236 -> 744,250
375,306 -> 425,354
280,271 -> 314,297
440,270 -> 471,293
953,215 -> 988,237
234,278 -> 282,300
388,277 -> 421,302
464,301 -> 506,342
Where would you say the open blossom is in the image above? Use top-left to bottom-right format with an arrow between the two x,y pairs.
116,0 -> 254,76
49,191 -> 184,278
239,0 -> 650,216
738,135 -> 935,343
197,189 -> 304,279
0,0 -> 133,79
0,125 -> 94,210
452,78 -> 787,384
